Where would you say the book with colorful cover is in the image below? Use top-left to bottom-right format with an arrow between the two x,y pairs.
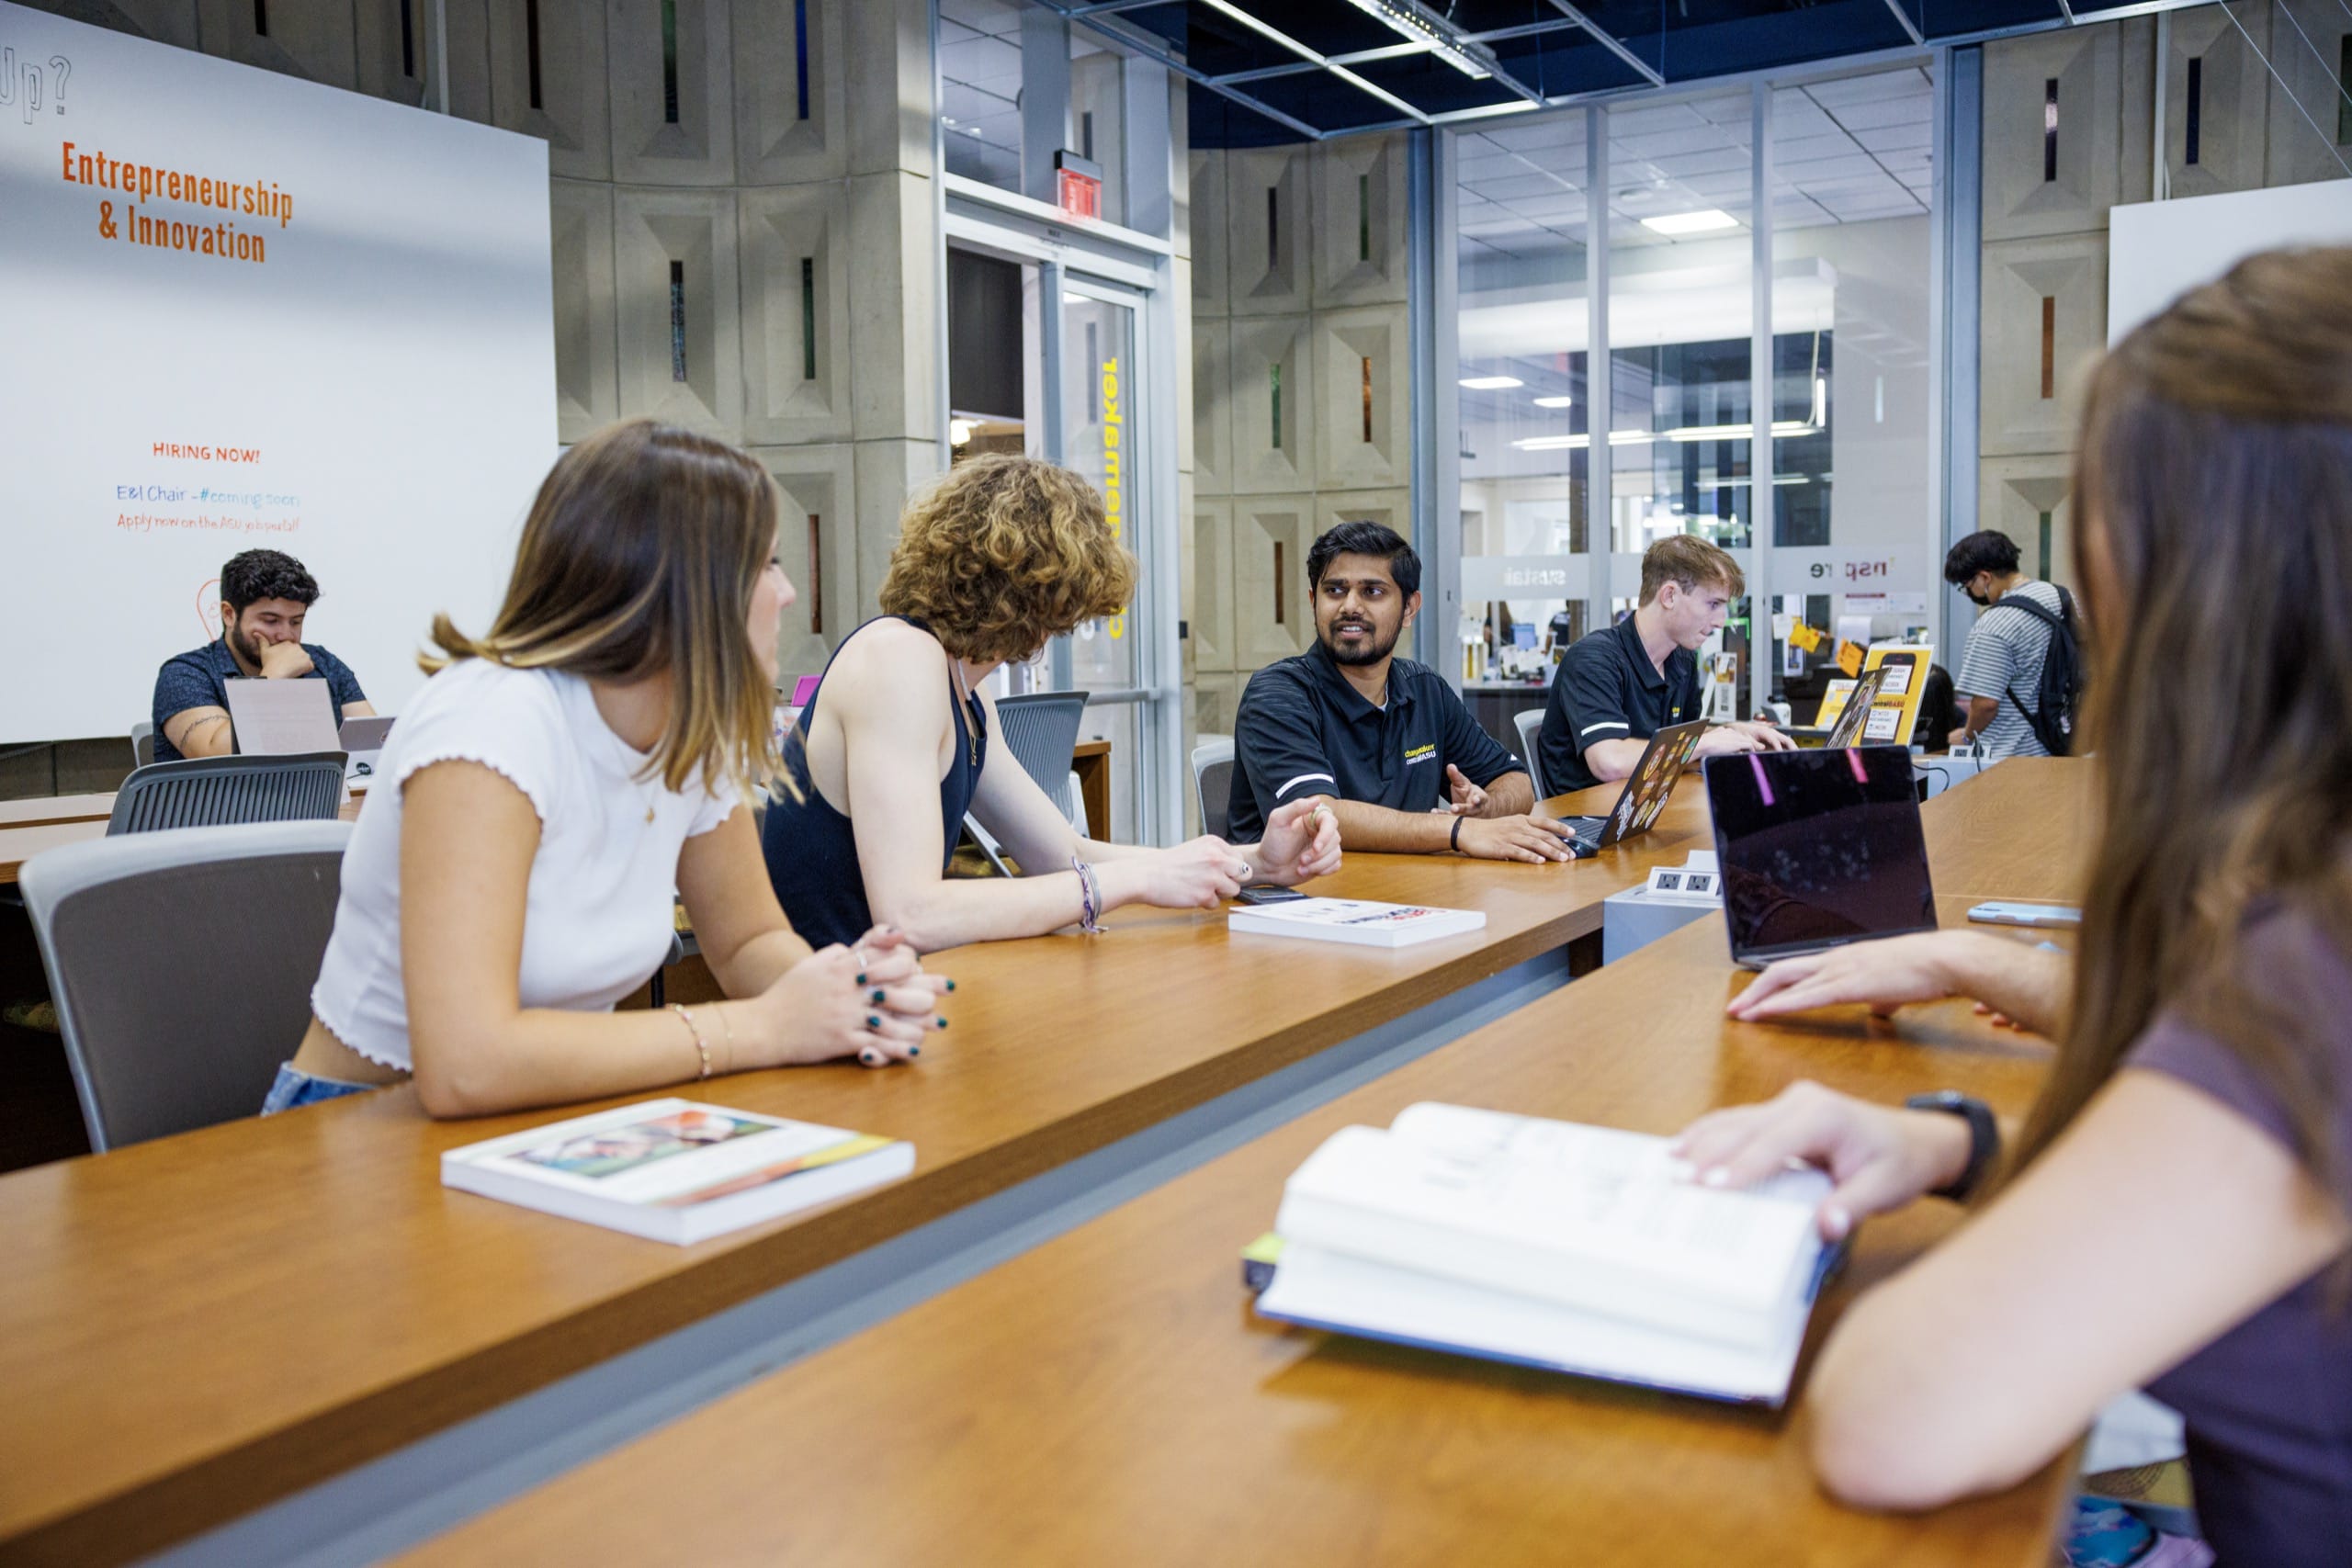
1228,897 -> 1486,949
440,1099 -> 914,1245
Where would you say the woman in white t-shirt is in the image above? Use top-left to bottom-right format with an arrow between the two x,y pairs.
267,419 -> 945,1119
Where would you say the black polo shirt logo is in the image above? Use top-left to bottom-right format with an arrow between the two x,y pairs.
1403,742 -> 1436,766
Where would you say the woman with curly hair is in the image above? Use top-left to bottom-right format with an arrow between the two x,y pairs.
761,454 -> 1339,951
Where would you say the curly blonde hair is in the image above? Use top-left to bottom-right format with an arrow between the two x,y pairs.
878,454 -> 1136,665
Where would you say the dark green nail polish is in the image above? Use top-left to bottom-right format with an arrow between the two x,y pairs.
945,978 -> 956,992
866,1014 -> 881,1029
910,1045 -> 922,1056
855,972 -> 867,985
936,1016 -> 949,1029
871,988 -> 886,1004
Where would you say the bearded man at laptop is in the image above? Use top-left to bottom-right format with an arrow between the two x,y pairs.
152,548 -> 374,762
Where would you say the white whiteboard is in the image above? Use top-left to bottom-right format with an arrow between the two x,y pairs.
2109,179 -> 2352,344
0,1 -> 555,744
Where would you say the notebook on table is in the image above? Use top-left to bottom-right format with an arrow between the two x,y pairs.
1704,745 -> 1938,969
1549,720 -> 1708,858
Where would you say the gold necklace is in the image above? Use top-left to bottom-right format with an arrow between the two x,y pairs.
949,660 -> 980,770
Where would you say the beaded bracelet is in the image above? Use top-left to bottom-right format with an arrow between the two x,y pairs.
670,1002 -> 712,1078
1070,855 -> 1104,934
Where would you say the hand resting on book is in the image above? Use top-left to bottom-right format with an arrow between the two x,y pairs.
1670,1080 -> 1975,1242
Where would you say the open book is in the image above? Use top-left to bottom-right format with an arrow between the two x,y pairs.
441,1099 -> 913,1245
1252,1102 -> 1842,1404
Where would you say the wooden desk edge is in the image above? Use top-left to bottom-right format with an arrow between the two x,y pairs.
0,894 -> 1610,1567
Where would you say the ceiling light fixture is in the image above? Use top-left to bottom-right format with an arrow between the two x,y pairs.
1531,395 -> 1574,408
1640,209 -> 1740,236
1460,375 -> 1523,389
1340,0 -> 1491,79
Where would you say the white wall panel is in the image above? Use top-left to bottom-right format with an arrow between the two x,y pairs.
609,0 -> 734,186
740,185 -> 853,445
1191,497 -> 1233,674
487,0 -> 610,180
1313,306 -> 1408,491
550,177 -> 620,442
733,0 -> 845,184
1226,146 -> 1308,315
1227,315 -> 1313,494
1311,133 -> 1408,307
1980,232 -> 2106,456
1232,494 -> 1314,666
2164,1 -> 2273,198
1983,25 -> 2128,239
755,443 -> 857,676
615,188 -> 742,435
196,0 -> 356,89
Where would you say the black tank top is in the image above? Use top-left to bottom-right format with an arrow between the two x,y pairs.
761,616 -> 989,950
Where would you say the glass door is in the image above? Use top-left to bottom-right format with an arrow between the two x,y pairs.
1051,278 -> 1160,846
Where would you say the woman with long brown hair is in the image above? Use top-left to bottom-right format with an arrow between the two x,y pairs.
760,453 -> 1339,952
269,419 -> 945,1119
1671,247 -> 2352,1560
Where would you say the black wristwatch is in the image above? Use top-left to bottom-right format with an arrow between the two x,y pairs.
1905,1091 -> 2000,1203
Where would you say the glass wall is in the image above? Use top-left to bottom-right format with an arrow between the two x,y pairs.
1453,109 -> 1591,709
1452,61 -> 1940,736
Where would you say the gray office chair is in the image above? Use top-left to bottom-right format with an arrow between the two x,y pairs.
130,720 -> 155,770
1192,737 -> 1235,841
19,819 -> 353,1151
992,690 -> 1091,821
108,751 -> 346,835
1513,710 -> 1549,802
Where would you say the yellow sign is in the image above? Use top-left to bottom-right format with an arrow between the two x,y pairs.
1788,621 -> 1823,654
1860,643 -> 1934,750
1834,638 -> 1865,677
1101,356 -> 1125,640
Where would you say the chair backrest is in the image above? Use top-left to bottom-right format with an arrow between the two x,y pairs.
107,752 -> 346,835
19,819 -> 353,1151
991,691 -> 1090,819
130,720 -> 154,771
1513,709 -> 1548,802
1192,737 -> 1236,841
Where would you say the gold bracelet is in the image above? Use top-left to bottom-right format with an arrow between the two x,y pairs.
710,1004 -> 737,1077
670,1002 -> 711,1079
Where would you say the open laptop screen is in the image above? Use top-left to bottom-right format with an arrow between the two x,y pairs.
1704,746 -> 1937,964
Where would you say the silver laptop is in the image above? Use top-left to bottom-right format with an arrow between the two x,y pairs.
338,715 -> 396,781
1704,745 -> 1938,968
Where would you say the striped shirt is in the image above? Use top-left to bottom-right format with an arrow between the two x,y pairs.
1953,579 -> 2062,761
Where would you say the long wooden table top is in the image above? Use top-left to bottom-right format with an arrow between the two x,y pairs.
403,766 -> 2090,1567
0,790 -> 368,882
0,777 -> 1716,1567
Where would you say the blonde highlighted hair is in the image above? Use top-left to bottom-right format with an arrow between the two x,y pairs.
878,454 -> 1136,665
426,418 -> 783,800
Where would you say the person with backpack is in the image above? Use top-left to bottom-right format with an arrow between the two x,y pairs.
1942,530 -> 2085,758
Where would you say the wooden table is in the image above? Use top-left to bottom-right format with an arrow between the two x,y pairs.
0,788 -> 368,884
401,769 -> 2089,1567
0,777 -> 1719,1567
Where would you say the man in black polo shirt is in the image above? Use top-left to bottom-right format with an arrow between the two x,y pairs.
153,548 -> 373,762
1228,522 -> 1582,863
1536,535 -> 1792,796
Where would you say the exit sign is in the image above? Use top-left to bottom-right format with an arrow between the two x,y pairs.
1056,150 -> 1102,222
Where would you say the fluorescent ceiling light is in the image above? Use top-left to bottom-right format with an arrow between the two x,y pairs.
1531,395 -> 1574,408
1341,0 -> 1490,79
1640,209 -> 1740,236
1510,431 -> 1659,451
1459,375 -> 1523,389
